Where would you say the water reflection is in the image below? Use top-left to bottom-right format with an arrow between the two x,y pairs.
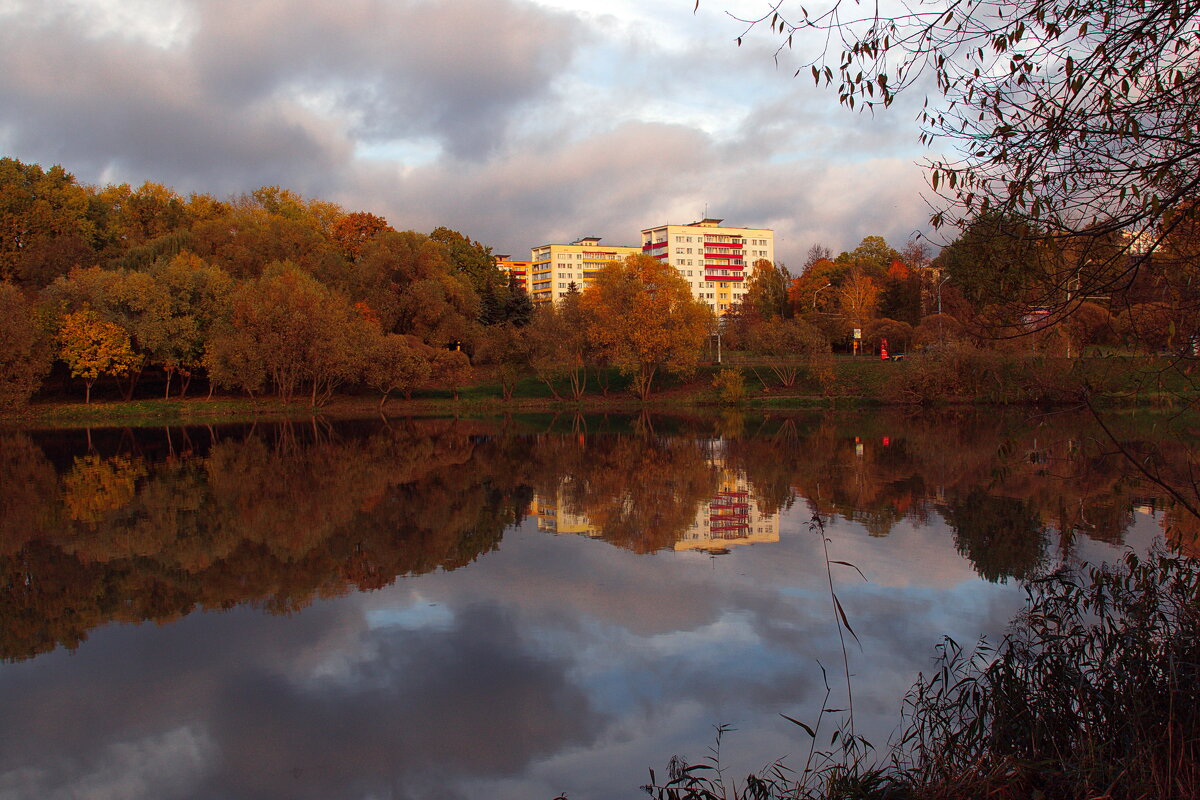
0,412 -> 1194,665
0,411 -> 1193,798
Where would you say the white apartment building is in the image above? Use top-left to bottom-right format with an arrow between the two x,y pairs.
640,218 -> 774,314
528,237 -> 642,304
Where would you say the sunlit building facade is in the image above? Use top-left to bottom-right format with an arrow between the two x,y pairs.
528,237 -> 642,304
640,219 -> 774,314
494,255 -> 532,293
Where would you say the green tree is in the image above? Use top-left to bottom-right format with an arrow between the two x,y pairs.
429,226 -> 503,298
582,254 -> 714,400
835,236 -> 900,280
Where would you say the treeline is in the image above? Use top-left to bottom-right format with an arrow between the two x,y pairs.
755,219 -> 1200,362
0,157 -> 537,408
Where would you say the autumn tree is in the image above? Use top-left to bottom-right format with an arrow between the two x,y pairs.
837,268 -> 880,333
42,265 -> 174,399
789,257 -> 838,314
526,292 -> 589,400
94,182 -> 189,253
148,252 -> 234,397
583,254 -> 714,400
745,316 -> 830,387
743,259 -> 792,319
0,158 -> 97,287
56,309 -> 140,403
431,349 -> 472,401
215,264 -> 369,405
0,283 -> 52,408
363,331 -> 432,409
350,230 -> 480,347
331,211 -> 393,260
475,323 -> 529,401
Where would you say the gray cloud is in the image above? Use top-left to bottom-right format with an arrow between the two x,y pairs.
0,0 -> 937,275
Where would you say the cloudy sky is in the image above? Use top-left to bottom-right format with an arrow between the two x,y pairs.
0,0 -> 942,266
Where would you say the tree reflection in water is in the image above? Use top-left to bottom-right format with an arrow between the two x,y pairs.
0,410 -> 1194,661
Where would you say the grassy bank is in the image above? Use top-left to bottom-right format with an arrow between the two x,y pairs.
4,353 -> 1195,427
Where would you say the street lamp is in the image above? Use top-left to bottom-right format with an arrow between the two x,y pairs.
814,282 -> 832,311
936,275 -> 951,315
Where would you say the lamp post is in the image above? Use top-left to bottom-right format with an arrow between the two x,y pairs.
936,275 -> 950,315
814,282 -> 832,311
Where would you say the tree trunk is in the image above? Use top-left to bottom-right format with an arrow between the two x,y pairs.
164,368 -> 172,399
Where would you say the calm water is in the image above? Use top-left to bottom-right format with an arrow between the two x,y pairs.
0,410 -> 1189,799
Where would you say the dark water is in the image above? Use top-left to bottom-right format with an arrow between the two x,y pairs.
0,411 -> 1190,799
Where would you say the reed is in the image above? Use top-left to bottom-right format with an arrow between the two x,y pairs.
639,546 -> 1200,800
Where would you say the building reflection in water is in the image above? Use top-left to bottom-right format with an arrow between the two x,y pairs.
533,438 -> 781,554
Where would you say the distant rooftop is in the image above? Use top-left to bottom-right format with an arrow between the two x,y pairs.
686,218 -> 725,227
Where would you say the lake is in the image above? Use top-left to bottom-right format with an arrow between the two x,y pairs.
0,410 -> 1190,799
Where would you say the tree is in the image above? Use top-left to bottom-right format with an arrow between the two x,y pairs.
0,283 -> 52,408
429,226 -> 503,297
728,0 -> 1200,330
351,231 -> 480,347
837,268 -> 880,331
745,317 -> 830,387
149,252 -> 234,397
0,158 -> 97,287
363,331 -> 432,409
475,323 -> 529,401
331,211 -> 393,261
431,349 -> 472,401
56,309 -> 140,403
583,254 -> 714,400
835,236 -> 900,279
788,257 -> 839,314
42,265 -> 174,400
526,292 -> 590,400
217,264 -> 368,405
743,259 -> 792,319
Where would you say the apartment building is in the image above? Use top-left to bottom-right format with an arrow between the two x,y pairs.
528,236 -> 642,304
494,254 -> 531,293
640,218 -> 774,314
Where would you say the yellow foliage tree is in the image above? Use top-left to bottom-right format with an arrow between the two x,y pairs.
582,254 -> 714,400
56,309 -> 140,403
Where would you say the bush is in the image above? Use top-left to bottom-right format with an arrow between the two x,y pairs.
711,368 -> 746,405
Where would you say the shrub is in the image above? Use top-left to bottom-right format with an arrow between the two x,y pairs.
711,368 -> 746,405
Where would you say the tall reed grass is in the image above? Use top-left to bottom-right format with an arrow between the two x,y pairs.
639,547 -> 1200,800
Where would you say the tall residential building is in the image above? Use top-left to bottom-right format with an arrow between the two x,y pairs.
494,255 -> 531,293
640,219 -> 774,314
528,237 -> 642,304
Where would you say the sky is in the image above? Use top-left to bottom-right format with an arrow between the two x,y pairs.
0,0 -> 942,267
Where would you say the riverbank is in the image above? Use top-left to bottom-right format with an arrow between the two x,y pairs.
3,353 -> 1194,427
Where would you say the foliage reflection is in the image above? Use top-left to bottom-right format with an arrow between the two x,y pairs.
0,411 -> 1193,661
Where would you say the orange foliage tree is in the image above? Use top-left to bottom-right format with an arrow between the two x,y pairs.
56,309 -> 140,403
582,254 -> 714,400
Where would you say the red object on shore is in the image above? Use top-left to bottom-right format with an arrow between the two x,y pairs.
880,337 -> 889,359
